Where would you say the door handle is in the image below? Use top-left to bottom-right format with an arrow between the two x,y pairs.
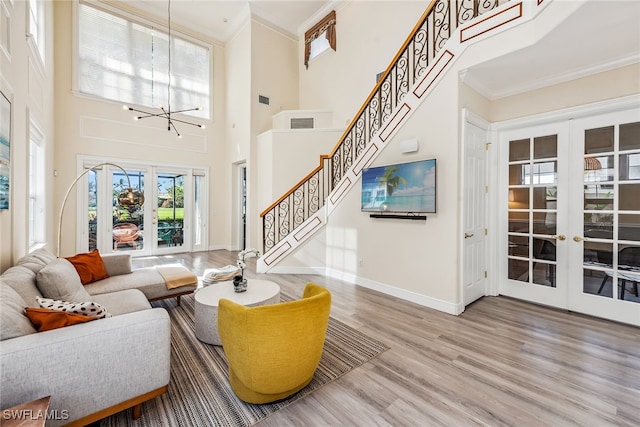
573,236 -> 583,242
464,233 -> 474,239
553,235 -> 566,241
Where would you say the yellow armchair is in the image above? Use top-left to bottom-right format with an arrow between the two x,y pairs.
218,283 -> 331,404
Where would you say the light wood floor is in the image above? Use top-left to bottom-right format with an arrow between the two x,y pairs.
134,250 -> 640,427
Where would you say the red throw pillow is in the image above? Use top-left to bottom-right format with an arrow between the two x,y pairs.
24,307 -> 95,332
65,249 -> 109,285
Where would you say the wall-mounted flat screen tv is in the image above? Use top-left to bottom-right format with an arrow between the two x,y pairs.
361,158 -> 436,213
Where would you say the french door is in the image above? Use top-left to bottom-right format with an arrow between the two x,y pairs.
500,122 -> 570,309
498,104 -> 640,326
567,109 -> 640,325
82,160 -> 208,256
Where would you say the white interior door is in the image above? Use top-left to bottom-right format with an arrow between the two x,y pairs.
499,122 -> 570,309
497,101 -> 640,326
462,116 -> 488,306
567,109 -> 640,325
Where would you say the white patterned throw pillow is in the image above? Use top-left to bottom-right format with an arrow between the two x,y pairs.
36,296 -> 112,319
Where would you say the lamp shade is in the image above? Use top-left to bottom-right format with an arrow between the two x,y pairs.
117,188 -> 145,210
584,156 -> 602,171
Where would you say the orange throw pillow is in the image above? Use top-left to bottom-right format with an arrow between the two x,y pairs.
25,307 -> 95,332
65,249 -> 109,285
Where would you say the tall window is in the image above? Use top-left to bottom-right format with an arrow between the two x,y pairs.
77,2 -> 210,119
28,0 -> 45,64
304,10 -> 336,68
29,122 -> 45,248
0,1 -> 11,59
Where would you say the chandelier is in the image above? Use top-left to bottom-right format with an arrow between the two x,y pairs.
124,0 -> 204,137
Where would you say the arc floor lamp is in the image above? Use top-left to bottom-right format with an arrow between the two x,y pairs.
57,162 -> 144,257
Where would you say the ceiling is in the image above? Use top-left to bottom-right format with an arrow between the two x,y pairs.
123,1 -> 640,99
125,0 -> 332,41
461,0 -> 640,99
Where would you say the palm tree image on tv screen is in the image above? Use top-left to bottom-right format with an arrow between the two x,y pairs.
361,159 -> 436,213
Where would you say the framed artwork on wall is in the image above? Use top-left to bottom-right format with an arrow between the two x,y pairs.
0,90 -> 10,210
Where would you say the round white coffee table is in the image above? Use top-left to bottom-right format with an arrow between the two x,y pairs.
194,279 -> 280,345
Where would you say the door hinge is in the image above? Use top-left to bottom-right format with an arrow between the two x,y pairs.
485,142 -> 492,151
484,271 -> 488,278
485,186 -> 489,193
485,228 -> 488,236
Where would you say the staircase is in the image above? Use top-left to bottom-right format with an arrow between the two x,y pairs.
258,0 -> 541,273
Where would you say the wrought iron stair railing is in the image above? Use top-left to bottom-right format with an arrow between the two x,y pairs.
260,0 -> 510,252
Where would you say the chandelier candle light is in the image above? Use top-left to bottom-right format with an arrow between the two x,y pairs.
123,0 -> 204,137
233,249 -> 261,293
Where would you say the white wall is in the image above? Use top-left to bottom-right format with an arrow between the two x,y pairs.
0,0 -> 55,270
299,1 -> 427,128
256,128 -> 343,212
225,21 -> 252,250
245,18 -> 299,250
489,63 -> 640,121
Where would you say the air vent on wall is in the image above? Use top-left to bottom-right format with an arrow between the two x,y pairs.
290,118 -> 314,129
258,95 -> 270,105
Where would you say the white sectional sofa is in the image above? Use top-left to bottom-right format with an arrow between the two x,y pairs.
0,248 -> 190,426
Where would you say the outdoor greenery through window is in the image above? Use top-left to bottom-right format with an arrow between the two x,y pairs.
77,1 -> 210,119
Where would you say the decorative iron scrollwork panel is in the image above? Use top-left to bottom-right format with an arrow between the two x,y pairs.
412,22 -> 430,81
278,199 -> 291,240
433,0 -> 451,54
263,211 -> 276,251
262,0 -> 509,253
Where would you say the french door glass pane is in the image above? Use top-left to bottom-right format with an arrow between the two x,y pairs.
582,121 -> 640,304
619,153 -> 640,180
620,214 -> 640,241
509,164 -> 528,185
585,126 -> 614,154
534,135 -> 557,159
194,175 -> 203,246
619,183 -> 640,210
619,122 -> 640,150
88,170 -> 98,251
507,134 -> 558,288
157,174 -> 185,248
113,170 -> 144,252
509,139 -> 529,161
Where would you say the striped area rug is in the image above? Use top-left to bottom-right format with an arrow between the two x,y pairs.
101,292 -> 389,426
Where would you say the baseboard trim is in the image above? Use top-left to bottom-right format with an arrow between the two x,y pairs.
265,265 -> 328,276
328,269 -> 463,315
266,266 -> 463,315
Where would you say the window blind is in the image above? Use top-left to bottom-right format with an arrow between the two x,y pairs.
78,3 -> 210,119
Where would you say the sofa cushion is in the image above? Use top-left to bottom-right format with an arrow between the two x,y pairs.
0,284 -> 37,340
25,307 -> 96,332
65,249 -> 109,285
36,258 -> 92,302
84,268 -> 196,300
15,248 -> 57,274
0,266 -> 41,307
36,296 -> 112,319
91,289 -> 152,316
101,253 -> 133,276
